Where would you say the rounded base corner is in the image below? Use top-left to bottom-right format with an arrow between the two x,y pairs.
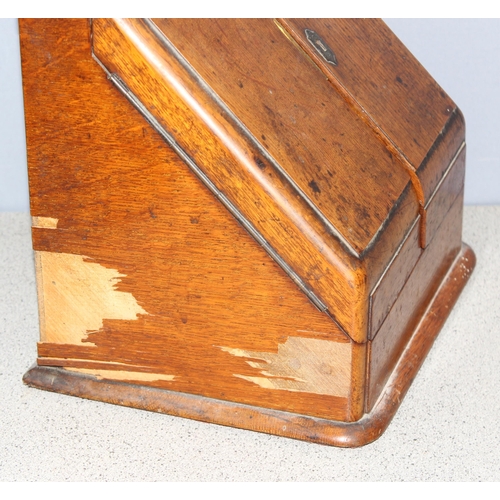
24,243 -> 474,447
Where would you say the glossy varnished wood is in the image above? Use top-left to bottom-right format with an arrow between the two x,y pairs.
369,146 -> 466,339
368,190 -> 464,409
150,18 -> 411,252
91,18 -> 467,344
91,18 -> 369,341
277,19 -> 456,172
21,19 -> 363,422
21,18 -> 475,445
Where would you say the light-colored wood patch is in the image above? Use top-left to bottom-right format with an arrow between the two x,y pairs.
35,251 -> 147,345
220,337 -> 351,397
32,216 -> 58,229
66,367 -> 175,382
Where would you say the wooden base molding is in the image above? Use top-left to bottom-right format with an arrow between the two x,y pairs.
24,244 -> 475,448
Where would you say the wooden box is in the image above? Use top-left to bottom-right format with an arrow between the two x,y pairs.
21,19 -> 475,447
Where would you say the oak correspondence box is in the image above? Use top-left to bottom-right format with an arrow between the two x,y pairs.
21,18 -> 475,447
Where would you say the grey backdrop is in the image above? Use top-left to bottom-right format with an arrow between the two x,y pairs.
1,18 -> 499,211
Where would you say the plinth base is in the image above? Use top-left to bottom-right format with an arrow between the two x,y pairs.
24,243 -> 475,447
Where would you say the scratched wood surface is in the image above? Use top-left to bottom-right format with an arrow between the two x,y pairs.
367,190 -> 464,409
277,19 -> 456,175
21,18 -> 366,422
24,242 -> 475,448
91,18 -> 466,345
91,18 -> 369,343
21,18 -> 473,437
151,18 -> 412,253
369,147 -> 466,339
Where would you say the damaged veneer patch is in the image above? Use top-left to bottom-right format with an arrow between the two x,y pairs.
32,216 -> 59,229
65,367 -> 175,383
35,251 -> 147,345
220,337 -> 351,398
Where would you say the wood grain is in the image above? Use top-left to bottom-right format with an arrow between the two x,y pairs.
91,17 -> 370,341
21,18 -> 356,423
219,336 -> 351,398
23,242 -> 476,448
150,18 -> 412,253
367,190 -> 464,410
91,18 -> 467,344
369,146 -> 466,338
20,19 -> 474,440
32,216 -> 58,229
277,19 -> 456,170
35,251 -> 148,344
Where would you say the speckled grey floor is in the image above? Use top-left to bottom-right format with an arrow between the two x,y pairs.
1,206 -> 499,481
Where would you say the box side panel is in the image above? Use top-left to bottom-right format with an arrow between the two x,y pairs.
367,190 -> 464,410
91,18 -> 374,342
107,19 -> 465,343
21,18 -> 360,422
369,148 -> 466,338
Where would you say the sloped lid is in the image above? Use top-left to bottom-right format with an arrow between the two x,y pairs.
91,18 -> 459,342
149,18 -> 455,253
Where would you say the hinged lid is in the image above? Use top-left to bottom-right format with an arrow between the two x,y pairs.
91,18 -> 462,343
